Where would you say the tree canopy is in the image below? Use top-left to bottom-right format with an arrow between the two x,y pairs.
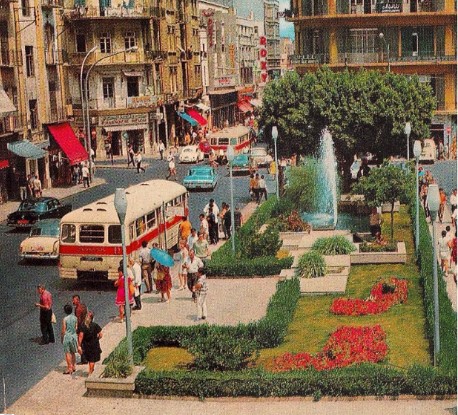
259,68 -> 436,163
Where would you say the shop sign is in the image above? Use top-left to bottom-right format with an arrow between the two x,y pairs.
203,9 -> 215,48
99,113 -> 148,127
259,35 -> 268,83
376,0 -> 402,13
127,95 -> 158,109
215,75 -> 235,87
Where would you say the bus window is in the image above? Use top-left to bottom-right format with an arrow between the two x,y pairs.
211,137 -> 218,145
219,137 -> 229,145
129,223 -> 135,241
79,225 -> 105,243
146,211 -> 156,229
136,217 -> 146,236
174,196 -> 181,205
230,137 -> 237,146
108,225 -> 122,244
61,224 -> 76,243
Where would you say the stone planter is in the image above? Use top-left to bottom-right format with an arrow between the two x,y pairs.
381,201 -> 400,213
85,365 -> 144,398
350,242 -> 407,264
300,273 -> 349,294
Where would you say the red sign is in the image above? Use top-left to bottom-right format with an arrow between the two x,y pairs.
446,126 -> 451,133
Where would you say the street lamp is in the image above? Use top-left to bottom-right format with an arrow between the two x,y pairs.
405,122 -> 412,161
413,140 -> 422,251
226,145 -> 236,253
427,183 -> 441,366
271,126 -> 279,200
379,32 -> 390,72
84,46 -> 138,181
114,188 -> 134,367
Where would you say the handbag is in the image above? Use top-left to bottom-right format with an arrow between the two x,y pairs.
51,312 -> 57,324
129,281 -> 135,297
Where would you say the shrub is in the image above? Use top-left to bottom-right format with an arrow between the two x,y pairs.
103,343 -> 133,378
182,328 -> 259,371
359,242 -> 397,252
296,251 -> 326,278
239,225 -> 282,259
312,236 -> 356,255
206,256 -> 293,277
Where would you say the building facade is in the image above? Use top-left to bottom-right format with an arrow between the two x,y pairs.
288,0 -> 457,150
280,36 -> 294,75
264,0 -> 281,79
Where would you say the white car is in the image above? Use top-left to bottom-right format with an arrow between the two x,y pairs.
250,147 -> 269,167
179,145 -> 204,163
19,219 -> 60,261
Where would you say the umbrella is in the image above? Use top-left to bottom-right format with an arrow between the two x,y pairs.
150,247 -> 174,267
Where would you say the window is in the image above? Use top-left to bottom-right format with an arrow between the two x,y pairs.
102,77 -> 114,99
146,211 -> 156,229
136,217 -> 146,236
129,223 -> 135,241
61,224 -> 76,243
124,32 -> 136,49
22,0 -> 30,16
412,32 -> 418,56
194,64 -> 201,77
127,76 -> 139,97
108,225 -> 122,244
100,33 -> 112,53
349,28 -> 377,54
154,63 -> 162,94
169,66 -> 178,93
29,99 -> 38,129
79,225 -> 105,243
25,46 -> 34,77
76,33 -> 86,53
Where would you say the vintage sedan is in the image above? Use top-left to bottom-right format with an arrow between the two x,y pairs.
230,154 -> 254,175
19,219 -> 60,261
250,147 -> 269,167
179,145 -> 204,163
7,197 -> 72,228
183,166 -> 218,190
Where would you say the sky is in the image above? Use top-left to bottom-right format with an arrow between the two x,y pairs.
279,0 -> 294,40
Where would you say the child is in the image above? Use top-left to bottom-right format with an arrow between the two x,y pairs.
192,267 -> 208,320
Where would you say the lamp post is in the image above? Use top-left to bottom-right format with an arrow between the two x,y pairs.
84,46 -> 138,181
79,46 -> 97,157
413,140 -> 422,251
226,145 -> 236,253
379,32 -> 390,72
114,188 -> 134,366
427,183 -> 441,366
271,126 -> 279,200
405,122 -> 412,161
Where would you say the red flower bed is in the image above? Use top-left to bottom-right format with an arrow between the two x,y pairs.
270,325 -> 388,372
330,277 -> 408,316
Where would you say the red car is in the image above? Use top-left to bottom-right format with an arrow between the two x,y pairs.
198,140 -> 212,156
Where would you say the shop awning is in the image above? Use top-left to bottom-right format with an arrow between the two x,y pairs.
195,103 -> 210,112
47,123 -> 88,165
176,111 -> 198,127
186,108 -> 207,126
0,159 -> 9,169
237,101 -> 253,113
7,140 -> 47,159
0,89 -> 17,116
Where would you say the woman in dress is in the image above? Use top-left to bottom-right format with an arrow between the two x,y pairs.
114,267 -> 134,322
157,264 -> 172,303
178,241 -> 188,291
61,304 -> 77,375
77,311 -> 102,375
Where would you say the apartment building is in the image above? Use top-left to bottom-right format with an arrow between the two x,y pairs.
280,36 -> 294,75
288,0 -> 457,148
264,0 -> 281,78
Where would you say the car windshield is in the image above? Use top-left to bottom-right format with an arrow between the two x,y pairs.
18,200 -> 47,212
252,148 -> 266,156
30,224 -> 59,237
183,148 -> 194,153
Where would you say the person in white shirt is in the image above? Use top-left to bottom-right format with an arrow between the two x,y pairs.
135,151 -> 145,173
166,154 -> 176,180
203,199 -> 219,224
158,141 -> 165,160
184,249 -> 203,302
81,164 -> 90,188
192,267 -> 208,320
187,228 -> 198,251
128,257 -> 143,310
198,214 -> 209,240
258,175 -> 267,202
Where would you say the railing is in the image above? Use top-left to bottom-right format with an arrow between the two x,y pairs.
290,53 -> 330,64
68,50 -> 142,66
64,4 -> 151,19
0,48 -> 22,66
146,50 -> 168,60
0,114 -> 20,135
41,0 -> 63,7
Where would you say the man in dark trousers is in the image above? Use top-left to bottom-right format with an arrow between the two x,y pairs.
35,284 -> 55,345
72,294 -> 88,363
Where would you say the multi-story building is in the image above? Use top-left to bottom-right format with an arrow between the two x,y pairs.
264,0 -> 281,78
280,36 -> 294,75
288,0 -> 457,148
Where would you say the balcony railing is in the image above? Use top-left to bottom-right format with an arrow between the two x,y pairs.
290,53 -> 330,64
0,114 -> 20,135
68,50 -> 142,66
64,4 -> 151,19
41,0 -> 63,7
146,49 -> 168,60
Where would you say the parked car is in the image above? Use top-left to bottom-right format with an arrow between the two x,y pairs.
250,147 -> 269,167
198,140 -> 212,156
419,138 -> 436,164
7,197 -> 72,228
179,145 -> 204,163
183,166 -> 218,190
230,154 -> 253,175
19,218 -> 60,261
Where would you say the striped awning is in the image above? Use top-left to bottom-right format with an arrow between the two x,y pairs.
186,108 -> 207,126
7,140 -> 47,159
176,111 -> 198,126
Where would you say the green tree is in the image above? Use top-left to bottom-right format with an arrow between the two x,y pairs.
259,67 -> 436,163
352,164 -> 413,241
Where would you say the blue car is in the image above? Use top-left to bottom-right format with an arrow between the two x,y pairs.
230,154 -> 253,175
183,166 -> 218,190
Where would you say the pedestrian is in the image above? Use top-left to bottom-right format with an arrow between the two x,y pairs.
18,174 -> 27,201
78,163 -> 83,184
32,174 -> 42,197
127,144 -> 135,167
129,257 -> 143,310
249,174 -> 257,201
193,231 -> 209,260
234,206 -> 243,230
179,216 -> 192,242
223,203 -> 232,239
192,267 -> 208,320
139,240 -> 153,293
203,199 -> 219,225
61,304 -> 77,375
184,249 -> 203,303
72,294 -> 88,364
187,228 -> 198,250
369,207 -> 383,237
166,153 -> 176,180
82,163 -> 90,188
77,311 -> 102,375
158,140 -> 165,160
207,206 -> 218,244
157,264 -> 172,302
450,189 -> 457,216
219,203 -> 228,239
178,240 -> 188,290
135,151 -> 145,173
90,147 -> 95,164
71,166 -> 78,185
258,174 -> 268,202
439,230 -> 450,274
114,267 -> 134,322
27,173 -> 34,198
198,213 -> 209,240
35,284 -> 55,345
439,188 -> 447,223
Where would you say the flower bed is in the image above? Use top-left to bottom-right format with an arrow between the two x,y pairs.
330,277 -> 408,316
268,325 -> 388,372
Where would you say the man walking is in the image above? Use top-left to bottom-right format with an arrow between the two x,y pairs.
135,151 -> 145,173
166,152 -> 177,180
72,294 -> 87,363
139,241 -> 153,293
158,140 -> 165,160
82,163 -> 90,188
258,175 -> 268,202
129,257 -> 143,310
35,284 -> 55,345
192,267 -> 208,320
184,249 -> 203,302
127,144 -> 135,167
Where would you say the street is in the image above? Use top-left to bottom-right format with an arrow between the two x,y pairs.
0,156 -> 257,407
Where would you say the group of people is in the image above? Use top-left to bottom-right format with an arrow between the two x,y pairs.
249,173 -> 268,204
127,144 -> 146,173
71,162 -> 90,188
35,285 -> 102,376
18,172 -> 42,200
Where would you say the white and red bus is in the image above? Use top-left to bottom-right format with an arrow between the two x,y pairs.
207,125 -> 253,155
58,180 -> 188,280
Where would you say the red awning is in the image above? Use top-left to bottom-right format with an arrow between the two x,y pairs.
186,108 -> 208,126
0,159 -> 9,170
237,101 -> 253,113
47,123 -> 89,165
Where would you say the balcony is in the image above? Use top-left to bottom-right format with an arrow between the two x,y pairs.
41,0 -> 63,7
64,3 -> 151,19
0,114 -> 20,136
68,50 -> 142,66
290,53 -> 330,64
146,49 -> 167,61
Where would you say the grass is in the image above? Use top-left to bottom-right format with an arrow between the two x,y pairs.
144,347 -> 194,371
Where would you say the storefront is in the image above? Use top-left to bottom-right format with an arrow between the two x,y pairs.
208,89 -> 237,129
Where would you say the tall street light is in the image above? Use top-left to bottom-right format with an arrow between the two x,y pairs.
84,46 -> 138,181
413,140 -> 422,251
379,32 -> 390,72
226,145 -> 236,253
405,121 -> 412,161
114,188 -> 134,367
427,183 -> 441,366
271,126 -> 279,200
79,46 -> 97,158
